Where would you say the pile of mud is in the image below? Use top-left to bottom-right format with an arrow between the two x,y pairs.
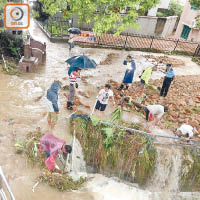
99,53 -> 119,65
144,55 -> 185,67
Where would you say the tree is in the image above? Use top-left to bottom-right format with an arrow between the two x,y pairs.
189,0 -> 200,9
0,0 -> 7,10
157,0 -> 183,17
0,0 -> 7,32
38,0 -> 160,34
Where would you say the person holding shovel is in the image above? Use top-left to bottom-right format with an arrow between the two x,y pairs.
94,84 -> 115,114
118,55 -> 136,91
160,63 -> 175,97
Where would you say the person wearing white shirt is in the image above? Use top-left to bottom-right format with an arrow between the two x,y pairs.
175,124 -> 198,142
95,84 -> 115,112
145,104 -> 168,122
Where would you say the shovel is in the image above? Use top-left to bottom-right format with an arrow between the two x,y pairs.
90,99 -> 97,116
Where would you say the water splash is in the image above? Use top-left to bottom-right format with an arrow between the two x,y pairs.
148,146 -> 182,193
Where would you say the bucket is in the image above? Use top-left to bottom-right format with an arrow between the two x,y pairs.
45,155 -> 55,171
149,113 -> 154,121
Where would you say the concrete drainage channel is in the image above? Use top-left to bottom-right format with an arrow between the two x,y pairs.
0,166 -> 15,200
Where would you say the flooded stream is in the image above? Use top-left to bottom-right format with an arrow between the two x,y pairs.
1,19 -> 200,200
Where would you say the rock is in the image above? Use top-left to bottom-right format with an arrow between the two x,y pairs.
190,120 -> 199,128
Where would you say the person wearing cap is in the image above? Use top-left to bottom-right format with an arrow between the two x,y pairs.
67,67 -> 81,110
95,84 -> 115,113
175,124 -> 198,142
118,55 -> 136,91
144,104 -> 168,123
160,64 -> 175,97
46,80 -> 62,130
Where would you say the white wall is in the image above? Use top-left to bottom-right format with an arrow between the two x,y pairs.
73,15 -> 177,38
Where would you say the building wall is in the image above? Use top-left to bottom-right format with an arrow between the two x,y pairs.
161,16 -> 178,37
148,0 -> 171,16
73,15 -> 177,38
174,0 -> 200,42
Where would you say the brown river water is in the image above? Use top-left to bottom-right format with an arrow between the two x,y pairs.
1,19 -> 200,200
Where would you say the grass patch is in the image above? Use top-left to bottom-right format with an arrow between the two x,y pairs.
180,148 -> 200,191
70,115 -> 156,186
39,170 -> 86,191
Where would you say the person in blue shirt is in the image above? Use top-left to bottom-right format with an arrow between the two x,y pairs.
46,81 -> 62,130
117,55 -> 136,91
160,64 -> 175,97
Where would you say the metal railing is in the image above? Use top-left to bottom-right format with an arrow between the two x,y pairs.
0,166 -> 15,200
36,18 -> 200,56
71,114 -> 200,149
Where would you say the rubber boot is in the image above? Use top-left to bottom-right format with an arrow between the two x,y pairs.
117,84 -> 124,91
67,102 -> 73,110
124,85 -> 129,90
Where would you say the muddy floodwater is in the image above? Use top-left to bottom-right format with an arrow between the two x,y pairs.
1,20 -> 200,200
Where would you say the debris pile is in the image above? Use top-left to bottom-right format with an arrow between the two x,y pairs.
107,75 -> 200,132
15,129 -> 87,191
99,53 -> 119,65
63,94 -> 91,111
0,60 -> 19,75
144,55 -> 185,67
39,170 -> 86,191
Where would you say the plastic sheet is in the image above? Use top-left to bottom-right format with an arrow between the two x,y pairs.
40,134 -> 66,158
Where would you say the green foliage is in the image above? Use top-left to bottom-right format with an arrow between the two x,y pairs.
17,129 -> 87,191
189,0 -> 200,10
0,0 -> 7,10
192,57 -> 200,66
156,0 -> 183,17
195,15 -> 200,28
38,0 -> 160,34
70,116 -> 156,185
1,60 -> 19,75
90,116 -> 100,126
180,148 -> 200,191
39,172 -> 86,191
110,106 -> 122,123
0,31 -> 24,59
